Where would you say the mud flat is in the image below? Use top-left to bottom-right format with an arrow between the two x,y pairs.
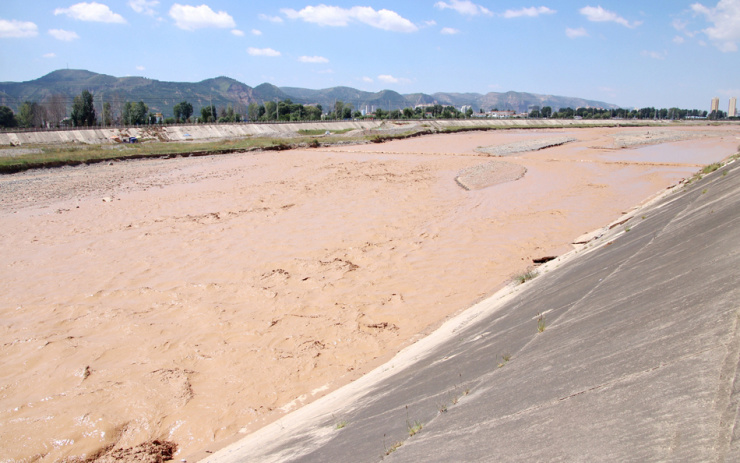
474,136 -> 576,156
0,125 -> 738,462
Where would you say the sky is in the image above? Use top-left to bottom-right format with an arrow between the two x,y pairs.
1,0 -> 739,110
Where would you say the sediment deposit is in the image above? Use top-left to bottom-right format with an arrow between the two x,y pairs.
1,125 -> 738,462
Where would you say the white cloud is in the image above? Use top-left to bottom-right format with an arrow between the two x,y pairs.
136,65 -> 146,70
641,50 -> 667,60
298,55 -> 329,63
565,27 -> 588,38
440,27 -> 459,35
54,2 -> 126,23
377,74 -> 411,84
251,29 -> 262,35
579,5 -> 641,28
424,20 -> 437,27
248,47 -> 281,57
692,0 -> 740,52
0,19 -> 38,38
434,0 -> 492,16
502,6 -> 556,19
128,0 -> 158,15
49,29 -> 80,41
43,52 -> 57,58
362,76 -> 373,83
281,5 -> 418,32
259,14 -> 283,23
673,35 -> 685,44
231,29 -> 244,36
169,4 -> 235,30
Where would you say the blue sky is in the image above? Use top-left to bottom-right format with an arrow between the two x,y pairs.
1,1 -> 739,110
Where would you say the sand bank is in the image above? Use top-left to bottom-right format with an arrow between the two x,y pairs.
1,125 -> 738,462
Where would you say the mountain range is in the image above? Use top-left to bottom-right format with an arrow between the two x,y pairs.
0,69 -> 619,116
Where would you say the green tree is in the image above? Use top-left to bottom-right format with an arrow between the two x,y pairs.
333,101 -> 344,119
402,107 -> 414,119
70,90 -> 96,127
389,109 -> 401,119
342,105 -> 353,119
305,104 -> 322,120
374,108 -> 386,119
200,104 -> 216,123
263,101 -> 277,121
541,106 -> 552,118
465,107 -> 474,118
0,106 -> 17,128
102,102 -> 112,126
122,101 -> 149,125
18,101 -> 38,128
173,100 -> 193,122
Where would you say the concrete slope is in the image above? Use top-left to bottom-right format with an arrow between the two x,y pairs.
0,119 -> 649,146
204,158 -> 740,463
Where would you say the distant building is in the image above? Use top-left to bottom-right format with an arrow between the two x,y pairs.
460,105 -> 472,113
711,97 -> 720,113
729,97 -> 737,117
488,110 -> 516,118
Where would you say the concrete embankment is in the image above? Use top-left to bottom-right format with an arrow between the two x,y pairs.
0,119 -> 657,146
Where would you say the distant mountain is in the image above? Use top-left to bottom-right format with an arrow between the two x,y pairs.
0,69 -> 619,117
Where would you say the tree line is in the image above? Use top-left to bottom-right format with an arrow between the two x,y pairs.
527,105 -> 726,120
0,90 -> 735,129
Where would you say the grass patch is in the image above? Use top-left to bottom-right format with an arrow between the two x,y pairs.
702,162 -> 721,174
407,420 -> 423,437
515,269 -> 538,285
335,420 -> 348,430
0,137 -> 298,174
537,312 -> 546,333
385,441 -> 403,455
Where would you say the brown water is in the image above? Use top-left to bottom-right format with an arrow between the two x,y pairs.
1,126 -> 738,462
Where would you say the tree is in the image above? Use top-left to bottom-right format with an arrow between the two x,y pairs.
173,100 -> 193,122
389,109 -> 401,119
333,100 -> 344,119
0,106 -> 17,128
122,101 -> 149,125
465,107 -> 474,118
305,104 -> 322,120
46,94 -> 67,127
71,90 -> 96,127
402,107 -> 414,119
102,102 -> 112,126
374,108 -> 386,119
342,105 -> 353,119
200,104 -> 216,123
218,104 -> 241,123
541,106 -> 552,118
264,101 -> 277,121
18,101 -> 42,128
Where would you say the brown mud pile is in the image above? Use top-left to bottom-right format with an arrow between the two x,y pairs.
1,125 -> 738,462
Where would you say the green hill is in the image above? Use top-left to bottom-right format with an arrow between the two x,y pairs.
0,69 -> 619,119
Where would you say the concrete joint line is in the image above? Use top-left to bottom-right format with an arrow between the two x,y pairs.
497,345 -> 724,425
713,309 -> 740,462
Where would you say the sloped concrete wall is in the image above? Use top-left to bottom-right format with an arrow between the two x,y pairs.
0,119 -> 647,146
